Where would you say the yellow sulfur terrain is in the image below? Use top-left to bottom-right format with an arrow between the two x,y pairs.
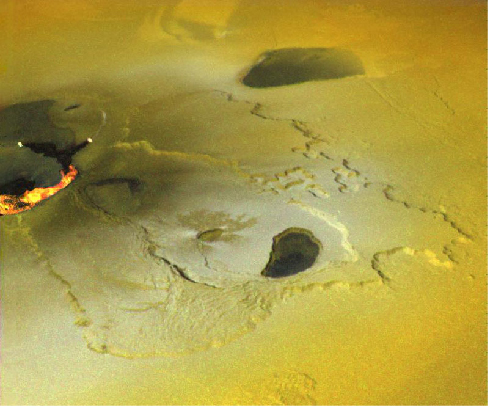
0,1 -> 486,405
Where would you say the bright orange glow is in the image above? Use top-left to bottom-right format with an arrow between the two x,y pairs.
0,165 -> 78,215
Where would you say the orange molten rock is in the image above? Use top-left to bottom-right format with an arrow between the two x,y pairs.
0,165 -> 77,215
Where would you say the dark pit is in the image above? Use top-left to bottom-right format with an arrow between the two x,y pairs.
242,47 -> 365,88
23,139 -> 91,171
262,227 -> 321,278
0,177 -> 36,196
0,147 -> 64,195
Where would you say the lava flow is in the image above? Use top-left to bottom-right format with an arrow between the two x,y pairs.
0,165 -> 78,216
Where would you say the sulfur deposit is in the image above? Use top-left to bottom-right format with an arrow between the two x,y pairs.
0,1 -> 486,404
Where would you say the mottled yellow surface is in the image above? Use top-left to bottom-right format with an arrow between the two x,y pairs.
0,1 -> 486,405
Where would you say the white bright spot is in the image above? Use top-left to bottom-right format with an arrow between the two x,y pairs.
17,141 -> 23,147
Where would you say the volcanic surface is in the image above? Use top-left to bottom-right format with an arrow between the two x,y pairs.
0,0 -> 485,405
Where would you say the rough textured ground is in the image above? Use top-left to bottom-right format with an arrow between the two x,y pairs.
1,0 -> 486,404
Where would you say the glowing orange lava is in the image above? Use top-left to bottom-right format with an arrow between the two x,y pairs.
0,165 -> 78,215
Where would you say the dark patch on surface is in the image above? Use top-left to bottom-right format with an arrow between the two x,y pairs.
0,147 -> 63,194
197,228 -> 225,242
64,103 -> 81,112
262,227 -> 321,278
89,177 -> 143,194
242,47 -> 365,88
0,177 -> 36,195
23,139 -> 91,171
